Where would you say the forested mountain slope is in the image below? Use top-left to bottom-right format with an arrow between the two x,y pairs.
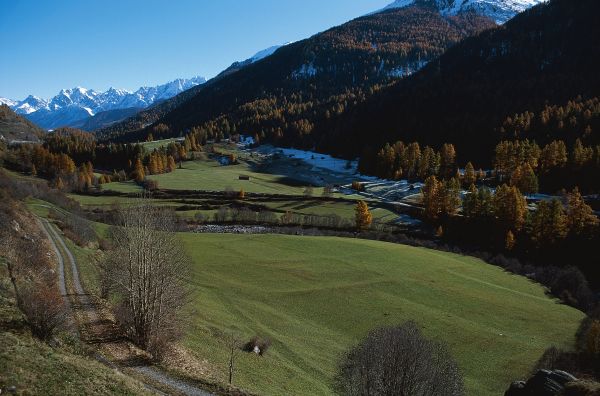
341,0 -> 600,165
98,6 -> 495,143
0,105 -> 44,143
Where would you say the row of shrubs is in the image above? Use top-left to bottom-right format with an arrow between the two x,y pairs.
48,209 -> 96,248
195,205 -> 395,232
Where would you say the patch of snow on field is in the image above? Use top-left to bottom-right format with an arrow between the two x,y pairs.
276,147 -> 358,174
238,135 -> 255,147
254,145 -> 364,176
353,180 -> 425,203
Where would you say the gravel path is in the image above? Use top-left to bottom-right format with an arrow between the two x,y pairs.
40,217 -> 215,396
195,224 -> 273,234
38,219 -> 68,300
134,366 -> 214,396
44,220 -> 99,323
38,218 -> 79,337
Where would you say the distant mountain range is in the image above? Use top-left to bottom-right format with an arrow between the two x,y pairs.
0,77 -> 206,131
377,0 -> 546,23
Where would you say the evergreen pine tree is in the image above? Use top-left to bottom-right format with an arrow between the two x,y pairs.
566,187 -> 599,235
464,162 -> 476,186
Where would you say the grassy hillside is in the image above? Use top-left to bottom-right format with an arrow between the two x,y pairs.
0,259 -> 149,395
180,234 -> 584,396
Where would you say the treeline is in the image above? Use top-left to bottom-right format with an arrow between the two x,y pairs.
363,136 -> 600,194
495,138 -> 600,193
359,141 -> 486,183
6,129 -> 199,191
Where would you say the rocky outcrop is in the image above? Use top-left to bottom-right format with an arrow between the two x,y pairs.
505,370 -> 578,396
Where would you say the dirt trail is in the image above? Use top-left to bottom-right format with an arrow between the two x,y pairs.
38,219 -> 68,302
39,218 -> 215,396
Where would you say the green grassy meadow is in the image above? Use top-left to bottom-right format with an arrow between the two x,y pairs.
180,233 -> 584,396
146,159 -> 318,194
99,181 -> 143,194
102,156 -> 310,195
75,146 -> 401,224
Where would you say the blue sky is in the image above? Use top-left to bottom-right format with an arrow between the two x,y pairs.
0,0 -> 391,99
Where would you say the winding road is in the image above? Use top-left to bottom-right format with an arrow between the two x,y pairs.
38,217 -> 214,396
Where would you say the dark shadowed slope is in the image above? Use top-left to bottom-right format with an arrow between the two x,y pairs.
337,0 -> 600,165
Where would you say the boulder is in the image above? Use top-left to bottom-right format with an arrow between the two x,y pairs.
505,370 -> 578,396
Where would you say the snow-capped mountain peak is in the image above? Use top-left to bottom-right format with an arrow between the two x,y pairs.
377,0 -> 546,24
50,87 -> 99,112
13,95 -> 49,115
0,97 -> 17,107
3,76 -> 206,130
219,43 -> 292,78
250,43 -> 291,63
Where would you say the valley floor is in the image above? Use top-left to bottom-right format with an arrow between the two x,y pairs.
10,143 -> 588,395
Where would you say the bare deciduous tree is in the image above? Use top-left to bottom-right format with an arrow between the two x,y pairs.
20,282 -> 68,341
101,197 -> 191,358
335,322 -> 464,396
227,332 -> 243,386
